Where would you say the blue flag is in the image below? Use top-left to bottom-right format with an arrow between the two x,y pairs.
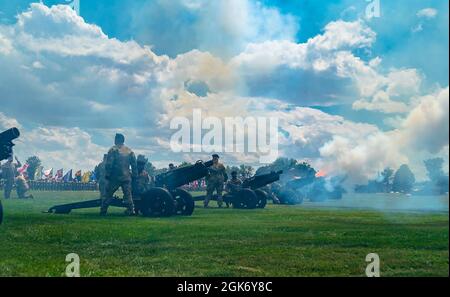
90,171 -> 96,182
63,169 -> 73,182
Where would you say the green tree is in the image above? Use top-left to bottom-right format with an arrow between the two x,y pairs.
144,162 -> 156,176
424,158 -> 449,194
381,168 -> 394,192
26,156 -> 41,181
393,164 -> 416,193
179,161 -> 192,168
295,162 -> 317,178
424,158 -> 445,182
255,157 -> 297,175
239,164 -> 254,179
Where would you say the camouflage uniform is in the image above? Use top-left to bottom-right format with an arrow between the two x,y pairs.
135,170 -> 150,195
95,160 -> 107,198
1,159 -> 20,199
15,175 -> 32,199
101,144 -> 137,215
133,155 -> 150,197
205,162 -> 226,207
225,176 -> 242,208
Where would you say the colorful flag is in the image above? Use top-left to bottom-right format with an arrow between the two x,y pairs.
34,166 -> 43,180
43,168 -> 53,179
75,170 -> 82,182
55,169 -> 64,181
81,171 -> 91,183
17,163 -> 29,175
90,171 -> 96,182
63,169 -> 73,182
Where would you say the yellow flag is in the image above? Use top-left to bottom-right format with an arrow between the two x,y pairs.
81,171 -> 91,183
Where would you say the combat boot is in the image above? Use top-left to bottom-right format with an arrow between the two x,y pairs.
217,196 -> 224,208
100,207 -> 108,216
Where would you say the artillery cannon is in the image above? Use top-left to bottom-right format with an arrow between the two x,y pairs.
0,128 -> 20,162
0,127 -> 21,225
273,176 -> 344,205
195,170 -> 283,209
47,160 -> 213,217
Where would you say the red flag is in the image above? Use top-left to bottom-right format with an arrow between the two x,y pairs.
17,163 -> 29,175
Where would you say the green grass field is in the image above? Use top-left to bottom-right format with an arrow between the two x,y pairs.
0,191 -> 448,277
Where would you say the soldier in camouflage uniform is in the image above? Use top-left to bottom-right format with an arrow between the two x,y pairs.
100,134 -> 137,216
95,154 -> 107,198
133,155 -> 150,197
1,156 -> 21,199
16,174 -> 33,199
224,171 -> 242,208
204,154 -> 227,208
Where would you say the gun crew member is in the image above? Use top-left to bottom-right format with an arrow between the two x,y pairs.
101,133 -> 137,216
204,154 -> 227,208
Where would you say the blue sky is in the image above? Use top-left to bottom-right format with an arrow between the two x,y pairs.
0,1 -> 448,183
1,0 -> 447,86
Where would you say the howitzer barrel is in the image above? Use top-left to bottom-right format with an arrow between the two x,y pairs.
242,170 -> 283,190
0,127 -> 20,161
0,128 -> 20,142
155,160 -> 213,190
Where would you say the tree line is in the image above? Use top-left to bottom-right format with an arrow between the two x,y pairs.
355,158 -> 449,195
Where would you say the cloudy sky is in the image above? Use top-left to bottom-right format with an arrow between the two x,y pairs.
0,0 -> 448,184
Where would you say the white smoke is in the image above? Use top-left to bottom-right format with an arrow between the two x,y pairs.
319,87 -> 449,186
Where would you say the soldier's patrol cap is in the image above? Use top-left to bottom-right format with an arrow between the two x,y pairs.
212,154 -> 220,159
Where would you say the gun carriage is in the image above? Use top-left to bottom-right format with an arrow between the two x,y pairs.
195,170 -> 283,209
47,160 -> 214,217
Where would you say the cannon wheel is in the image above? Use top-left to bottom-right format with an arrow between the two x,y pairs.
308,189 -> 328,202
254,189 -> 268,209
278,189 -> 303,205
172,188 -> 195,216
140,187 -> 176,217
233,189 -> 258,209
0,200 -> 3,225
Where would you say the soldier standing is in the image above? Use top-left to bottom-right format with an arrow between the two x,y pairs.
95,154 -> 108,198
1,156 -> 21,199
100,133 -> 137,216
204,154 -> 227,208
